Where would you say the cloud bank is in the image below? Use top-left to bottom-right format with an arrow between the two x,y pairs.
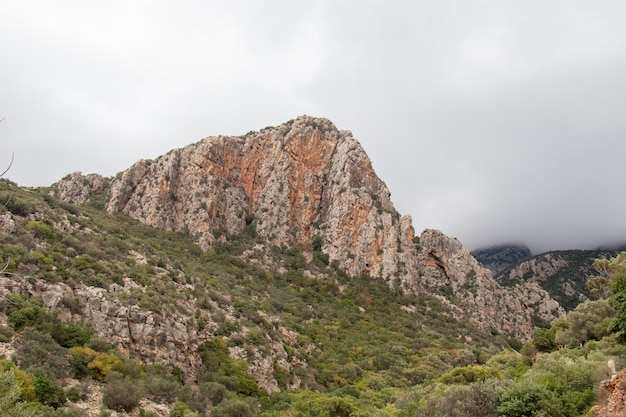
2,1 -> 626,253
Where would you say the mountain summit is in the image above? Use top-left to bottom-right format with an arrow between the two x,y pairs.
55,115 -> 562,340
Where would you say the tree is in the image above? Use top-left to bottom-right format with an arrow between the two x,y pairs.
498,380 -> 561,417
554,300 -> 614,347
532,328 -> 557,353
588,253 -> 626,300
0,366 -> 49,417
596,252 -> 626,342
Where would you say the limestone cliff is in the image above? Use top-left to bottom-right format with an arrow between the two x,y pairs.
88,116 -> 417,280
55,115 -> 563,341
416,230 -> 564,340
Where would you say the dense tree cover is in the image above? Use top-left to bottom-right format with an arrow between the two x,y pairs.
1,181 -> 625,416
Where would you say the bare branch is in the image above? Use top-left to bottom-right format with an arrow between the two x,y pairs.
0,151 -> 14,178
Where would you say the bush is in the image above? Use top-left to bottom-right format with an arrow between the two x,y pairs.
169,401 -> 200,417
414,379 -> 511,417
47,322 -> 93,348
211,397 -> 256,417
144,373 -> 183,403
14,328 -> 71,380
498,380 -> 559,417
24,220 -> 56,242
68,347 -> 125,381
5,294 -> 50,331
34,375 -> 66,408
102,372 -> 142,412
437,365 -> 501,385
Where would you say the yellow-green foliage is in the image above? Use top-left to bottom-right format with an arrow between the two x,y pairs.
437,364 -> 502,385
69,346 -> 125,381
0,360 -> 36,402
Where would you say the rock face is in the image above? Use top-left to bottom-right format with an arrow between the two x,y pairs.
63,116 -> 417,280
416,230 -> 564,340
55,115 -> 564,341
55,172 -> 107,205
0,275 -> 201,378
592,369 -> 626,417
0,273 -> 301,391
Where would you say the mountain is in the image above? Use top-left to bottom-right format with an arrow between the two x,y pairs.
54,116 -> 563,340
0,115 -> 582,416
494,249 -> 620,311
473,243 -> 625,311
471,244 -> 532,274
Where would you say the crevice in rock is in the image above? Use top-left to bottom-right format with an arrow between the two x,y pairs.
428,250 -> 450,281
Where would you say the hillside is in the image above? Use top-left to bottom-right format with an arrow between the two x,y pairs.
494,250 -> 619,311
0,178 -> 527,416
471,244 -> 532,275
1,115 -> 620,416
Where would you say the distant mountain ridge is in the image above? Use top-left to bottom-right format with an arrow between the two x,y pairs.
471,244 -> 532,275
473,244 -> 622,311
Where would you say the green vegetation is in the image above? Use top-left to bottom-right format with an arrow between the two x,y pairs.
0,179 -> 625,416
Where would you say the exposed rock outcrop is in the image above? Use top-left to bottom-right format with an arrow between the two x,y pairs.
0,274 -> 302,391
495,250 -> 619,311
592,369 -> 626,417
55,172 -> 107,205
54,116 -> 564,342
416,230 -> 564,340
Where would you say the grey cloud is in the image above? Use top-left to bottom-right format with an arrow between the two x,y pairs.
2,0 -> 625,253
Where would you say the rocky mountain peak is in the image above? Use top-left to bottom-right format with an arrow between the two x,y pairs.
60,115 -> 417,279
54,115 -> 564,340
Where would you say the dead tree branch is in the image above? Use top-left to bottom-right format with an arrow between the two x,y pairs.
1,151 -> 14,178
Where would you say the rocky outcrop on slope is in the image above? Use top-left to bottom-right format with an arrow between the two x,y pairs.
0,274 -> 302,392
416,230 -> 564,340
54,115 -> 564,341
55,172 -> 107,205
592,368 -> 626,417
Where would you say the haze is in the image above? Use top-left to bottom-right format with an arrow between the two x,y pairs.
2,1 -> 625,254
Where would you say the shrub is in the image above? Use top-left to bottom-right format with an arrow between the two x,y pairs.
34,375 -> 66,408
211,397 -> 256,417
414,379 -> 511,417
102,372 -> 142,412
144,373 -> 183,403
68,347 -> 125,381
14,328 -> 71,380
437,365 -> 502,385
5,294 -> 50,331
169,401 -> 200,417
24,220 -> 56,242
48,322 -> 93,348
498,380 -> 559,417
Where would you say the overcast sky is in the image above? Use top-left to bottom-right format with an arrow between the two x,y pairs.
2,1 -> 625,253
